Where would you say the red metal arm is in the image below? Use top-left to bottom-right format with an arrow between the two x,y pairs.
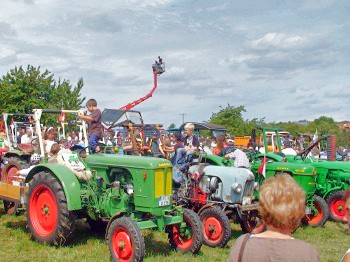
119,71 -> 158,111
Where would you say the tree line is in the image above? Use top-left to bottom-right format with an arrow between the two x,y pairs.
209,104 -> 349,147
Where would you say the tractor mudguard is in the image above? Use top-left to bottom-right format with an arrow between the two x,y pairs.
25,163 -> 82,211
197,203 -> 217,215
105,211 -> 126,240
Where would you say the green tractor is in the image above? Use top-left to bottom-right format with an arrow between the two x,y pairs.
201,148 -> 329,227
0,109 -> 204,261
260,127 -> 350,222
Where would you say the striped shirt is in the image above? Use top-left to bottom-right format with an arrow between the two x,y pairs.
227,149 -> 250,168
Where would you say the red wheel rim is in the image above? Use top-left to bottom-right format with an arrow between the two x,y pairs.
203,217 -> 223,243
112,228 -> 133,261
307,201 -> 323,225
330,199 -> 346,220
4,165 -> 19,184
171,225 -> 193,249
29,185 -> 58,237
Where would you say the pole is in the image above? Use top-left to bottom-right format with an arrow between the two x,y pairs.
179,113 -> 187,124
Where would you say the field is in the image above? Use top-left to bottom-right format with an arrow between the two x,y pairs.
0,201 -> 348,262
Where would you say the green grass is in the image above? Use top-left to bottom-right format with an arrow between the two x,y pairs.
0,201 -> 348,262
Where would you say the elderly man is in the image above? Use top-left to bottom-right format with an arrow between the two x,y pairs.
224,145 -> 250,169
21,128 -> 33,144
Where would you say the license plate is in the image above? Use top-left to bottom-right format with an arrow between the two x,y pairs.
159,196 -> 171,206
242,196 -> 252,206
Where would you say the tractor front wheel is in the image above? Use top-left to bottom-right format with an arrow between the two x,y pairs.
26,171 -> 76,245
327,191 -> 346,222
107,217 -> 145,262
166,208 -> 203,254
304,195 -> 329,227
199,206 -> 231,248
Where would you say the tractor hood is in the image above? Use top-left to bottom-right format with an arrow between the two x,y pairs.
189,164 -> 255,181
84,154 -> 172,170
306,160 -> 350,172
266,161 -> 316,176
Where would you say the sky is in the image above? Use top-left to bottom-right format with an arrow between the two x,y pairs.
0,0 -> 349,128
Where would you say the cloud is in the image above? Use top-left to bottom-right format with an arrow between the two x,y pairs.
249,32 -> 307,50
0,0 -> 349,128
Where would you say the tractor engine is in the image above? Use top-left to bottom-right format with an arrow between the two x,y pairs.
189,165 -> 257,204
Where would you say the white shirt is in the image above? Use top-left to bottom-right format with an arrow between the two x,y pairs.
282,147 -> 297,156
21,134 -> 32,144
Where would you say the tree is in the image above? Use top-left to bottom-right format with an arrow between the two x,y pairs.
168,123 -> 176,129
209,104 -> 265,136
0,65 -> 85,113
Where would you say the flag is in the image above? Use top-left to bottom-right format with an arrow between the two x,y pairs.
58,112 -> 66,122
258,155 -> 267,177
312,129 -> 318,142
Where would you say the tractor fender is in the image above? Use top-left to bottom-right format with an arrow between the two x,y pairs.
197,203 -> 217,215
105,211 -> 127,241
4,150 -> 31,161
25,164 -> 82,211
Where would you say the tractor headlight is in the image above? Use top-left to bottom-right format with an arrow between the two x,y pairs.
125,184 -> 134,195
231,183 -> 242,193
254,182 -> 259,191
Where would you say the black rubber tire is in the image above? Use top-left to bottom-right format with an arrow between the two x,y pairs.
199,206 -> 231,248
26,171 -> 76,245
107,217 -> 145,262
166,208 -> 203,254
240,210 -> 265,234
305,195 -> 329,227
327,191 -> 346,222
2,157 -> 29,215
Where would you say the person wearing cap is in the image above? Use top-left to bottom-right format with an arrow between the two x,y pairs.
221,138 -> 235,156
15,153 -> 41,178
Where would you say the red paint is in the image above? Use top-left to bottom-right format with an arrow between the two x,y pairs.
29,185 -> 58,237
112,228 -> 134,262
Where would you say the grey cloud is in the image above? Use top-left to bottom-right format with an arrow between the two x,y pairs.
0,22 -> 17,39
81,13 -> 123,34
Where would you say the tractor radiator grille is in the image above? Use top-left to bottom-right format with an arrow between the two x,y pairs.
154,168 -> 172,198
243,179 -> 254,197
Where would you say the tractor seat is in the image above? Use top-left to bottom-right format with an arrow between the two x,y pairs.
18,143 -> 34,153
57,149 -> 92,180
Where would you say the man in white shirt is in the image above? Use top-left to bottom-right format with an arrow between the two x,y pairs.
224,148 -> 250,168
20,129 -> 33,144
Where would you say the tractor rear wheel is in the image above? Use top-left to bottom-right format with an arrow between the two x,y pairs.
304,195 -> 329,227
240,210 -> 265,234
1,157 -> 29,215
166,208 -> 203,254
107,217 -> 145,262
199,206 -> 231,248
327,191 -> 346,222
26,171 -> 76,245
